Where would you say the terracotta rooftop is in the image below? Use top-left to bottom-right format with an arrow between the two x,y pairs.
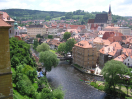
103,39 -> 111,46
99,47 -> 104,54
93,37 -> 103,43
114,54 -> 127,62
0,11 -> 14,22
74,40 -> 92,48
0,19 -> 12,27
109,42 -> 122,50
67,29 -> 79,34
122,48 -> 132,56
108,50 -> 117,56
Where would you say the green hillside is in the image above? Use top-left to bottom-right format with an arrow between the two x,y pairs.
0,9 -> 66,21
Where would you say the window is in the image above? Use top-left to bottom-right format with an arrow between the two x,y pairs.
88,58 -> 89,60
93,49 -> 94,51
128,63 -> 129,66
125,63 -> 126,65
128,59 -> 129,61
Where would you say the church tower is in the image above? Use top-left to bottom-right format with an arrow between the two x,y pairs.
108,4 -> 112,24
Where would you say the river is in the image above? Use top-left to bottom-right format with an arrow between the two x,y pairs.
46,61 -> 106,99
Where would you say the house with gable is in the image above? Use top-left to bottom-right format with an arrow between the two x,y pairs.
99,42 -> 122,68
123,56 -> 132,68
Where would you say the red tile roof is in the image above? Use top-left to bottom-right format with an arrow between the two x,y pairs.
0,11 -> 14,22
114,54 -> 127,62
122,48 -> 132,56
0,19 -> 11,27
74,40 -> 92,48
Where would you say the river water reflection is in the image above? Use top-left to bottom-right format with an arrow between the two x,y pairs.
46,61 -> 106,99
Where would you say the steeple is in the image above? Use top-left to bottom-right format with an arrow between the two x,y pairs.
109,4 -> 111,14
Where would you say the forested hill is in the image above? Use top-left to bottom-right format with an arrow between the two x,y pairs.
0,9 -> 66,21
0,9 -> 126,24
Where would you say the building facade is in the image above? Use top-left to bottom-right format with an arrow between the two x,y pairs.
0,19 -> 13,99
27,25 -> 48,38
72,40 -> 97,69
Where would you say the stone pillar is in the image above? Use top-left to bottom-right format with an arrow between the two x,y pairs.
0,26 -> 13,98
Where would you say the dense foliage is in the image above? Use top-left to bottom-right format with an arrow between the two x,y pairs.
0,9 -> 65,21
39,51 -> 59,75
63,32 -> 71,41
48,35 -> 53,39
10,37 -> 64,99
36,43 -> 50,52
65,38 -> 76,55
101,60 -> 129,93
33,38 -> 39,51
10,37 -> 36,69
57,42 -> 66,55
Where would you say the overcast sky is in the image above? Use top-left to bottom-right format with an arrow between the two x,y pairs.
0,0 -> 132,16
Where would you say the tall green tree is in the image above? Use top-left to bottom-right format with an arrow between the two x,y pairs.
33,38 -> 39,50
36,43 -> 50,52
101,60 -> 128,93
39,51 -> 59,75
65,38 -> 76,55
57,42 -> 66,55
36,34 -> 43,38
63,32 -> 71,41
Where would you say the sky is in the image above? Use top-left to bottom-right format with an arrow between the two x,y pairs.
0,0 -> 132,16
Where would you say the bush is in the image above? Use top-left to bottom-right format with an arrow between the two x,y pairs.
90,82 -> 95,86
48,35 -> 53,39
53,86 -> 64,99
16,74 -> 36,98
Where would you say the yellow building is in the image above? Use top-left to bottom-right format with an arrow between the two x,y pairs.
72,40 -> 97,69
0,19 -> 13,98
27,25 -> 48,38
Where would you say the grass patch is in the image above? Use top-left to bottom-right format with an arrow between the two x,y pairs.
52,16 -> 64,20
74,64 -> 83,69
50,49 -> 57,54
90,81 -> 132,98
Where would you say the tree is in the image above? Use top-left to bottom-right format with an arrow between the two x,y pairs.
33,38 -> 39,50
36,34 -> 43,38
57,43 -> 66,55
65,38 -> 76,55
36,43 -> 50,52
101,60 -> 128,93
63,32 -> 71,41
48,35 -> 53,39
39,51 -> 59,75
65,12 -> 73,19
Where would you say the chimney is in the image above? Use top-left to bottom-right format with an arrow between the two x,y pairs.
0,12 -> 3,19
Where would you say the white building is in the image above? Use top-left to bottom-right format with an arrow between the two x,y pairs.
123,56 -> 132,68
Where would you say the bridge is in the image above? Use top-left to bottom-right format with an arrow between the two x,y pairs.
57,56 -> 72,61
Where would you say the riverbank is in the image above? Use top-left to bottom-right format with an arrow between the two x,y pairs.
89,81 -> 132,99
71,64 -> 103,77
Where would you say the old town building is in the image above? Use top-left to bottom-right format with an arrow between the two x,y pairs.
72,40 -> 97,69
27,25 -> 48,38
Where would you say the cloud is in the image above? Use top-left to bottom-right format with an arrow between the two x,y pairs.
0,0 -> 132,16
